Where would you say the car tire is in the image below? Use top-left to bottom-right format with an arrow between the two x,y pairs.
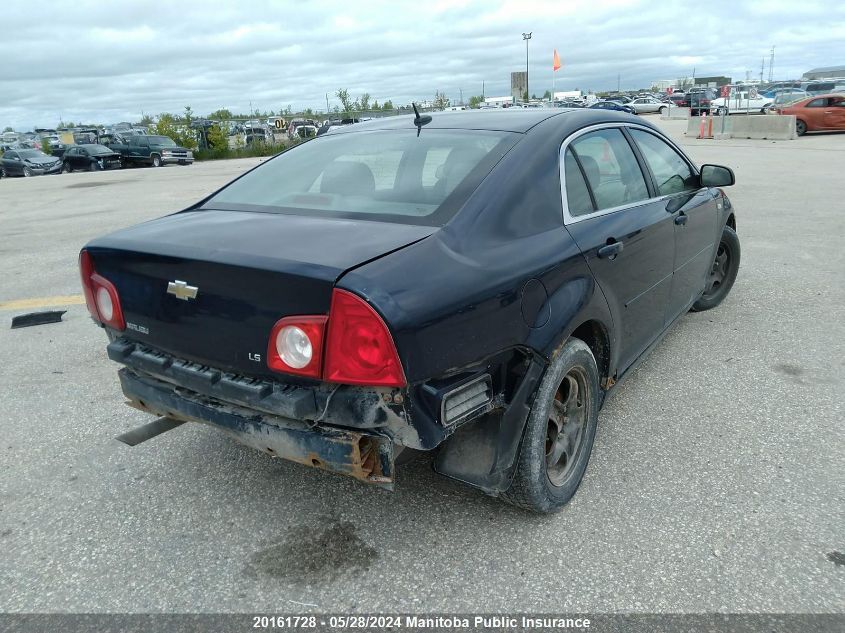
795,119 -> 807,136
503,338 -> 600,513
88,161 -> 99,172
0,167 -> 5,178
23,166 -> 32,177
691,225 -> 741,312
151,154 -> 162,167
62,162 -> 72,173
659,106 -> 667,115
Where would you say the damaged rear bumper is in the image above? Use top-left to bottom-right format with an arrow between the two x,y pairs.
119,368 -> 395,488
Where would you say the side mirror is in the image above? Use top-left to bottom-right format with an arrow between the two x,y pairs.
700,164 -> 735,188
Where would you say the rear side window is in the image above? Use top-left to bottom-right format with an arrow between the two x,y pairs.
629,129 -> 697,196
563,148 -> 594,217
569,129 -> 649,210
204,129 -> 517,226
807,99 -> 826,108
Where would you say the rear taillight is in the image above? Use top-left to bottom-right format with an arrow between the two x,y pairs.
267,315 -> 327,379
79,250 -> 125,331
266,289 -> 406,387
324,290 -> 406,387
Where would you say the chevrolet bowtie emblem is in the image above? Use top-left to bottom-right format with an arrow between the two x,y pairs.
167,280 -> 199,301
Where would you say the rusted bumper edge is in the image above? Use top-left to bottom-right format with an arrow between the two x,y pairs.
118,368 -> 395,489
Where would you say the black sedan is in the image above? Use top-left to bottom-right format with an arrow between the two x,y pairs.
81,109 -> 740,513
0,148 -> 62,177
590,100 -> 637,114
61,144 -> 122,172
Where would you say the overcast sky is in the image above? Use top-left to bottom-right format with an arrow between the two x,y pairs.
2,0 -> 843,129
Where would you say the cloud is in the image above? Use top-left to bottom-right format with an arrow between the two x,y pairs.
1,0 -> 842,129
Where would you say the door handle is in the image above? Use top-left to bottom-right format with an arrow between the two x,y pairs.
674,213 -> 688,225
597,241 -> 624,259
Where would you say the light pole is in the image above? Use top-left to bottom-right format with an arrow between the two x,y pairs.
522,32 -> 532,101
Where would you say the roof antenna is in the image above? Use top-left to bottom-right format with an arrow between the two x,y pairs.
412,102 -> 432,137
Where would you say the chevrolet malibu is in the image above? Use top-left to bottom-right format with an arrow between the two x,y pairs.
80,109 -> 740,513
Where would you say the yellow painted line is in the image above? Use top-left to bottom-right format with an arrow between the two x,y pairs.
0,294 -> 85,311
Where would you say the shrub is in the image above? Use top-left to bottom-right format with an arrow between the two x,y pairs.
194,138 -> 298,161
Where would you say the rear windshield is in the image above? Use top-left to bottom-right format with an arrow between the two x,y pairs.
201,129 -> 518,226
83,144 -> 114,155
147,136 -> 177,146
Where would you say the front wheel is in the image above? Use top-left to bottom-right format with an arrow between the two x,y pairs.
150,154 -> 162,167
503,338 -> 600,513
23,166 -> 32,177
659,106 -> 667,115
88,161 -> 100,172
62,162 -> 72,173
691,225 -> 741,312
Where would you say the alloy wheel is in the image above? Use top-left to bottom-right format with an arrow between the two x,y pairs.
545,368 -> 589,487
704,243 -> 730,297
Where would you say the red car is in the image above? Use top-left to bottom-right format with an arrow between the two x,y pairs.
779,93 -> 845,136
667,93 -> 688,108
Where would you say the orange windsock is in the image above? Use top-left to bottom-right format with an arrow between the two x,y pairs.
553,49 -> 562,71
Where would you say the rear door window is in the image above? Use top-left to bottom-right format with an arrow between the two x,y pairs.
629,129 -> 698,195
563,148 -> 595,217
568,129 -> 649,210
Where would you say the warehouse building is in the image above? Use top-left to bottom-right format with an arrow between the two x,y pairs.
802,65 -> 845,80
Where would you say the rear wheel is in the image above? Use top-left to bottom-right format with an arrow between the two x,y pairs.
795,119 -> 807,136
503,338 -> 599,513
691,225 -> 740,312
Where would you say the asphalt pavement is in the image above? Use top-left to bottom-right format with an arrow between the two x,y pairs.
0,119 -> 842,613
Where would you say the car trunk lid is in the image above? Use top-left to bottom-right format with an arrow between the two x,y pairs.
86,209 -> 434,378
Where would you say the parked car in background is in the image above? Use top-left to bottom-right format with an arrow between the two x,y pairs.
61,144 -> 122,172
0,148 -> 62,177
80,109 -> 740,513
761,87 -> 807,99
766,91 -> 809,113
292,124 -> 318,139
687,88 -> 717,116
589,101 -> 637,114
710,91 -> 773,115
628,97 -> 669,114
105,134 -> 193,167
244,126 -> 274,145
667,93 -> 689,108
287,119 -> 317,136
802,81 -> 839,95
778,94 -> 845,136
555,100 -> 585,108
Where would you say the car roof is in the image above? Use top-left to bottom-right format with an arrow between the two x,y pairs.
798,93 -> 845,103
324,109 -> 605,134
